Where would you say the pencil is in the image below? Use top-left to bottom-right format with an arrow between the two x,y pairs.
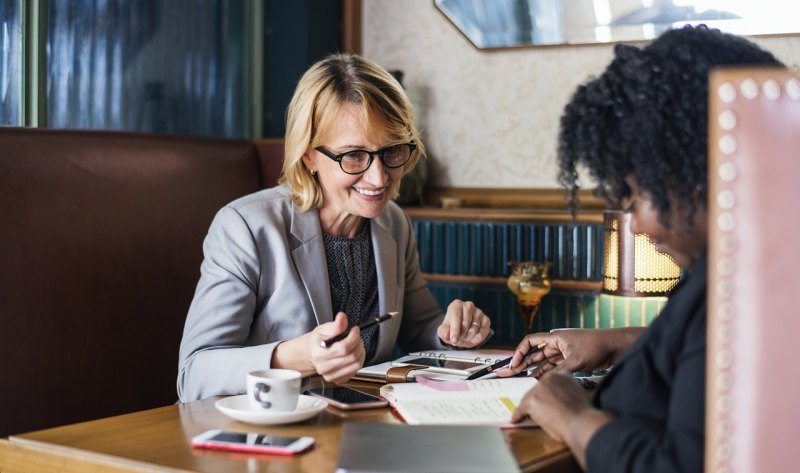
320,311 -> 398,348
464,341 -> 547,380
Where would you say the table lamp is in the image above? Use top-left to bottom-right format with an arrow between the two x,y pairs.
600,211 -> 681,326
602,210 -> 681,296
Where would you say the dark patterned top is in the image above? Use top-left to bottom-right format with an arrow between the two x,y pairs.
323,222 -> 379,360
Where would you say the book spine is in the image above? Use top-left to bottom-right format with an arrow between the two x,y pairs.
431,221 -> 444,273
457,222 -> 470,275
594,223 -> 605,280
444,221 -> 457,274
418,220 -> 432,273
481,223 -> 493,277
512,224 -> 523,264
555,224 -> 566,279
469,223 -> 482,275
570,224 -> 580,280
498,224 -> 509,275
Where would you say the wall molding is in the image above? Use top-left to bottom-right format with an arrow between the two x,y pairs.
423,273 -> 602,292
422,187 -> 606,211
405,207 -> 603,224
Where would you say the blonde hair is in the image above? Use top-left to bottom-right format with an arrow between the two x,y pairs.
278,53 -> 425,211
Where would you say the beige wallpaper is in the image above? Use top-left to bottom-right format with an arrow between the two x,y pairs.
362,0 -> 800,189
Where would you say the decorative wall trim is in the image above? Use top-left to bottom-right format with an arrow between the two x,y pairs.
405,207 -> 603,224
423,273 -> 602,292
421,187 -> 607,210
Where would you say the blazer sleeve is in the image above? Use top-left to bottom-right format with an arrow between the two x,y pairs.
177,206 -> 279,402
394,210 -> 446,353
585,306 -> 706,473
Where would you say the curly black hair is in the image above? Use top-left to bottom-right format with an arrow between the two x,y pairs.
558,25 -> 783,227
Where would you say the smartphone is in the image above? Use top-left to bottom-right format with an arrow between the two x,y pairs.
304,386 -> 388,410
391,356 -> 486,375
191,429 -> 315,456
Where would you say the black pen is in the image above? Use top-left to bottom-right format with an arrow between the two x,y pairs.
320,311 -> 398,348
464,341 -> 547,380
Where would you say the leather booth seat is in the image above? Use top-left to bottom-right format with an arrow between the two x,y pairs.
0,128 -> 282,437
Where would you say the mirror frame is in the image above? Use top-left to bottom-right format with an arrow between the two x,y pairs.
434,0 -> 800,50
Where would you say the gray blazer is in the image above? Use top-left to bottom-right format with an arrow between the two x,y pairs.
177,185 -> 445,401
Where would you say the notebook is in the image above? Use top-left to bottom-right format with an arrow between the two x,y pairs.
335,422 -> 520,473
380,376 -> 537,427
355,349 -> 512,383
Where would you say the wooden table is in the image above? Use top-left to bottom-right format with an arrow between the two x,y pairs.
0,380 -> 579,473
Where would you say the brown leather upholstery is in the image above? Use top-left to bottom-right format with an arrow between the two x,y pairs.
707,68 -> 800,472
0,128 -> 281,437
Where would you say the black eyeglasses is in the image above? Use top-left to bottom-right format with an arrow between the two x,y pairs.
314,142 -> 416,175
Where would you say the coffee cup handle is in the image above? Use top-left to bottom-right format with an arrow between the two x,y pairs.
253,382 -> 272,408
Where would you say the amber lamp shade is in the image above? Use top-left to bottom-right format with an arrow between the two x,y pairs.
602,211 -> 681,297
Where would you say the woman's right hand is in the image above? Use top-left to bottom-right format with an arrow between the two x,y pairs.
307,312 -> 366,384
497,327 -> 644,377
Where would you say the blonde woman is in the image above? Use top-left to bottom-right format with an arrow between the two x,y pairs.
178,54 -> 492,402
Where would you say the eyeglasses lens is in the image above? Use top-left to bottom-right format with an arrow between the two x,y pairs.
341,152 -> 369,174
382,145 -> 410,167
340,144 -> 412,174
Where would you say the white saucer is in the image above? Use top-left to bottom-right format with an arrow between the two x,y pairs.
215,394 -> 328,425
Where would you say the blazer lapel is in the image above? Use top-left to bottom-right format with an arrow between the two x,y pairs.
371,214 -> 401,358
290,204 -> 333,326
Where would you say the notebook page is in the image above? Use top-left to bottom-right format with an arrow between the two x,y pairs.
381,377 -> 537,402
395,397 -> 520,425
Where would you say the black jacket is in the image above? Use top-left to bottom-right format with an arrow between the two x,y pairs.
586,253 -> 707,473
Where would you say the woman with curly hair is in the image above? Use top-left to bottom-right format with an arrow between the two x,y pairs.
499,26 -> 783,471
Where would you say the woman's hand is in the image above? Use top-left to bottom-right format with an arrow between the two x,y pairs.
436,299 -> 492,348
271,312 -> 365,382
307,312 -> 366,383
511,370 -> 614,470
511,370 -> 592,440
497,327 -> 643,378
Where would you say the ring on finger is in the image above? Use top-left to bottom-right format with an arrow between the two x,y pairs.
471,322 -> 480,327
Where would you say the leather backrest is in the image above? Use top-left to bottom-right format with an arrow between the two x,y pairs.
707,68 -> 800,472
0,128 -> 263,436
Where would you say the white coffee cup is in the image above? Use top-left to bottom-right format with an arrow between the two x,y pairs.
246,369 -> 301,412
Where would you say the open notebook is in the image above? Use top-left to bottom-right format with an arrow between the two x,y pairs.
380,376 -> 537,427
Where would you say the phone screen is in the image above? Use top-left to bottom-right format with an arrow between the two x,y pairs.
208,432 -> 299,447
306,386 -> 383,404
400,357 -> 484,371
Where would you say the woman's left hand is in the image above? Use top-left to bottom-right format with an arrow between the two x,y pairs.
511,370 -> 589,440
436,299 -> 491,348
510,370 -> 613,469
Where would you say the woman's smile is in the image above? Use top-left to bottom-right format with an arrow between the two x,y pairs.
353,185 -> 387,199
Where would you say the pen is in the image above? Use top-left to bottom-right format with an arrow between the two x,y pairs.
320,311 -> 398,348
464,341 -> 547,380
